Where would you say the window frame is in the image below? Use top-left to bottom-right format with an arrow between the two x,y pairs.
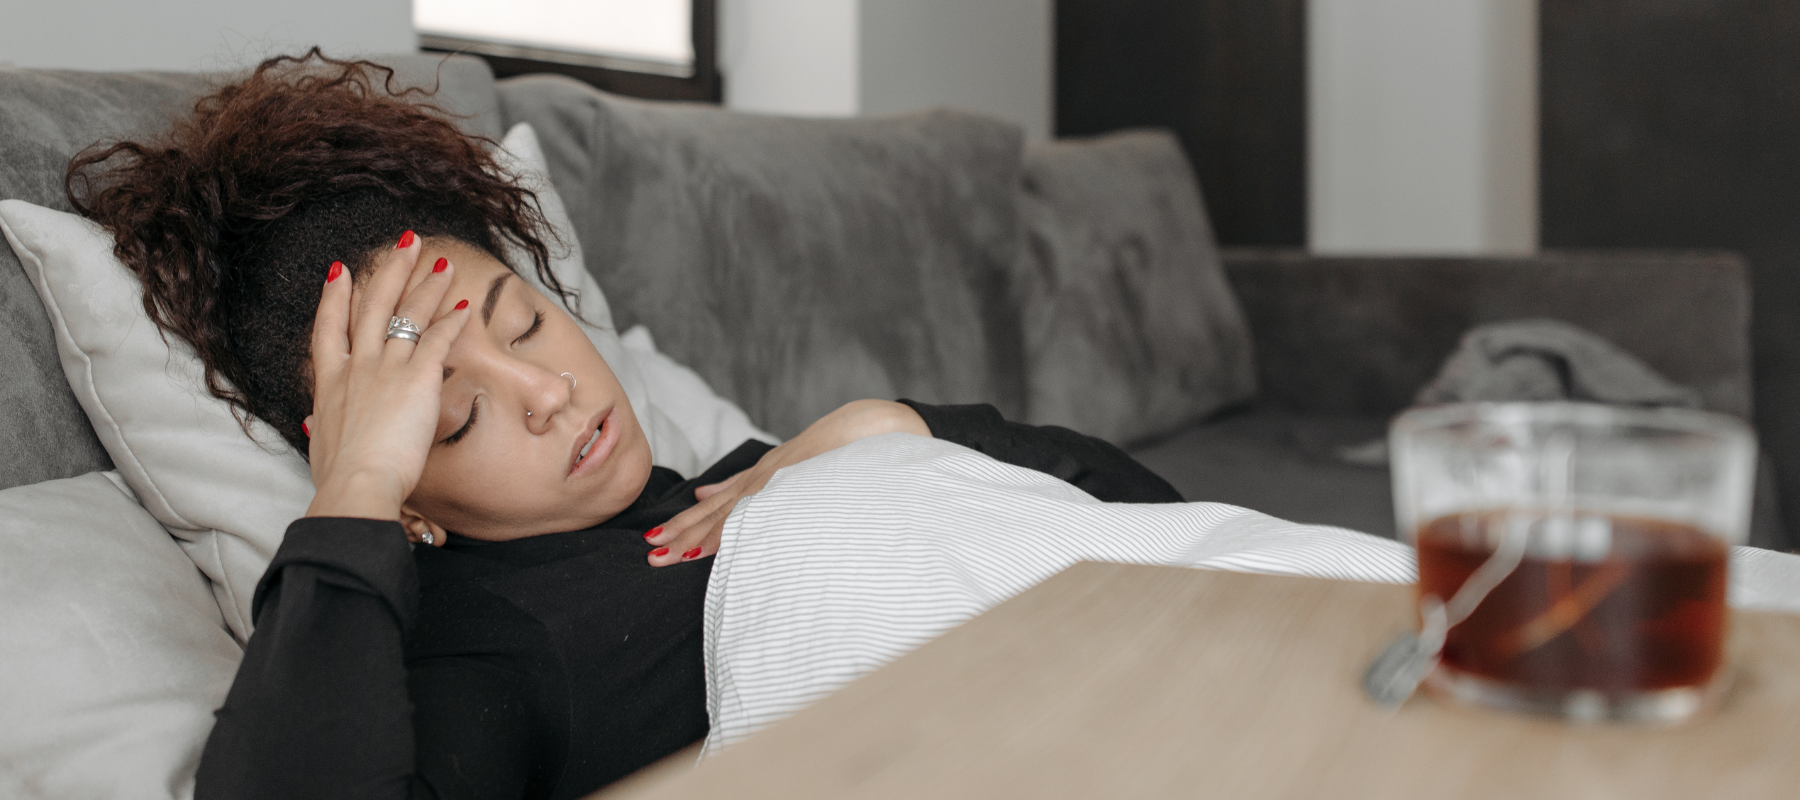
420,0 -> 721,103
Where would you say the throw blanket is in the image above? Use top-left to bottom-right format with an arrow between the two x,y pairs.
701,434 -> 1413,754
700,434 -> 1800,756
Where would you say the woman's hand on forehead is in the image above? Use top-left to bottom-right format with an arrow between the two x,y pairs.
301,230 -> 471,545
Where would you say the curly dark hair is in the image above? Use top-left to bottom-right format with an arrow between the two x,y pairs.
65,49 -> 569,454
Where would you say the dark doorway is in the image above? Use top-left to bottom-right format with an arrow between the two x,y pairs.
1540,1 -> 1800,537
1055,0 -> 1306,246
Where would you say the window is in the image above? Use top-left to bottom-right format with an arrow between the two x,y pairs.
418,0 -> 719,102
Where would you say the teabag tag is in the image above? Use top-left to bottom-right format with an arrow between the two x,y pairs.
1363,528 -> 1529,708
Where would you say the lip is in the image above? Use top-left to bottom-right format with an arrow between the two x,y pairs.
567,406 -> 618,479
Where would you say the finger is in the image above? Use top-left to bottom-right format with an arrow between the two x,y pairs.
410,295 -> 472,366
694,471 -> 746,503
350,230 -> 422,354
310,260 -> 352,382
649,499 -> 734,566
648,489 -> 728,546
384,257 -> 457,359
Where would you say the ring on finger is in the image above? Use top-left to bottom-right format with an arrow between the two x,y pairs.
386,316 -> 423,342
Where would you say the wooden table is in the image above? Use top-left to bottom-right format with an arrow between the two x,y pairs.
599,563 -> 1800,799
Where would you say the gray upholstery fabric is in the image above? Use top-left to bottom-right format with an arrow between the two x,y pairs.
1224,250 -> 1754,419
1014,131 -> 1256,445
0,69 -> 206,490
497,75 -> 1027,437
0,55 -> 498,491
1129,407 -> 1397,536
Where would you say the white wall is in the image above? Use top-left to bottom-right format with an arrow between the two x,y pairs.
720,0 -> 1051,138
0,0 -> 415,72
1308,0 -> 1537,254
859,0 -> 1051,139
719,0 -> 861,117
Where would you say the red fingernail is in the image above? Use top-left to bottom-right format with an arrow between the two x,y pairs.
397,230 -> 415,249
454,299 -> 469,311
644,526 -> 663,541
432,257 -> 448,273
650,547 -> 669,557
301,421 -> 310,438
682,547 -> 702,560
327,261 -> 343,283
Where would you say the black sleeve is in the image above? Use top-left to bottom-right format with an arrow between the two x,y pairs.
897,400 -> 1184,504
195,518 -> 534,800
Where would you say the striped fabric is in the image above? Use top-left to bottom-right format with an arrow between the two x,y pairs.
699,434 -> 1800,756
699,434 -> 1416,755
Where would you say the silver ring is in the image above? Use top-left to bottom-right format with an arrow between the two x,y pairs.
386,316 -> 423,342
561,372 -> 578,390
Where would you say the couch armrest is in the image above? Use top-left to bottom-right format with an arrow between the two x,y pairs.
1222,248 -> 1753,419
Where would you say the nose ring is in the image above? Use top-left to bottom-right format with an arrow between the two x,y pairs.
561,372 -> 577,390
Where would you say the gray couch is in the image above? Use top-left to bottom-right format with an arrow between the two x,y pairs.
1,55 -> 1778,548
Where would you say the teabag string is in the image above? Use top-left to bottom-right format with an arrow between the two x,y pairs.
1363,523 -> 1529,708
1363,433 -> 1577,709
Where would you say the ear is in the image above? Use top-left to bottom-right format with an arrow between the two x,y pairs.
400,504 -> 448,547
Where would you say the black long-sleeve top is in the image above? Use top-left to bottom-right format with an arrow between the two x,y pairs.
195,402 -> 1180,800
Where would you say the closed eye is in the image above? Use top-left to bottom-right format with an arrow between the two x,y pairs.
513,311 -> 544,346
443,397 -> 480,445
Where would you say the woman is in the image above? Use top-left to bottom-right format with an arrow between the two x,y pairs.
70,52 -> 1179,799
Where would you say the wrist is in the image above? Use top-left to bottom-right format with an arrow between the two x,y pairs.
306,468 -> 408,520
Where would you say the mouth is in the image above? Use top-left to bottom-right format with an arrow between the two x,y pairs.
568,407 -> 619,479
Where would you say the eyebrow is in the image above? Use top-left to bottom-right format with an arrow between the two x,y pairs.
482,272 -> 512,326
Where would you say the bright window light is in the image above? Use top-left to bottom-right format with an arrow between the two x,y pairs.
416,0 -> 694,75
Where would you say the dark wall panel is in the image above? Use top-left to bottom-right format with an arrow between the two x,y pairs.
1056,0 -> 1305,246
1541,2 -> 1800,531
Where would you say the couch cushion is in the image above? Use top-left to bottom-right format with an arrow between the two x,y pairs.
497,75 -> 1028,438
0,54 -> 499,492
0,471 -> 240,800
1128,407 -> 1399,538
1014,130 -> 1257,445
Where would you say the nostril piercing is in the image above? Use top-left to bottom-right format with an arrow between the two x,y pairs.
561,372 -> 577,390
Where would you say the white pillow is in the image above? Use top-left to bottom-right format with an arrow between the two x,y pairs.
3,199 -> 312,642
0,122 -> 772,641
0,471 -> 240,800
621,324 -> 780,470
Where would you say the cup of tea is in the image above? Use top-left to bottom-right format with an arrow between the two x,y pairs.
1389,402 -> 1756,723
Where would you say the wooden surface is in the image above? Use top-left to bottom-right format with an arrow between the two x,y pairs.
600,563 -> 1800,799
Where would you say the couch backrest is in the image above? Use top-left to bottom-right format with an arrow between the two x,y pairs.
497,74 -> 1030,438
1226,249 -> 1755,419
0,54 -> 501,491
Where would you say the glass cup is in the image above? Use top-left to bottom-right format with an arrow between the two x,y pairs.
1389,402 -> 1756,723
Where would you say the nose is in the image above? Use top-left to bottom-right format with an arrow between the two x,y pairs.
519,364 -> 573,435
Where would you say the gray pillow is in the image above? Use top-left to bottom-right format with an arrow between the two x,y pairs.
1013,130 -> 1257,445
497,75 -> 1028,438
0,54 -> 499,491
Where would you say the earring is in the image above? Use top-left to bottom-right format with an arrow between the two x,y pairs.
420,530 -> 435,546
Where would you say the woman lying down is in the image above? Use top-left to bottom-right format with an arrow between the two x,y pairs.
70,54 -> 1409,799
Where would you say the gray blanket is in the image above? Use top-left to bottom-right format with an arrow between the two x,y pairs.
1339,318 -> 1702,466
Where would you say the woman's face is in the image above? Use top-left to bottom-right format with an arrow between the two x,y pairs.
397,238 -> 653,541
